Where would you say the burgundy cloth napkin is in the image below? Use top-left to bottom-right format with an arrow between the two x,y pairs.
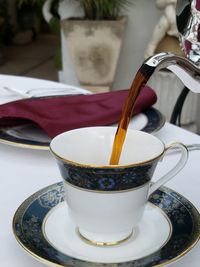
0,86 -> 157,138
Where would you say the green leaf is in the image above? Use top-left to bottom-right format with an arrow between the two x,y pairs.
77,0 -> 133,20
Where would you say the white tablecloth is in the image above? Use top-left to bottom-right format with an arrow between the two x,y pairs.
0,75 -> 200,267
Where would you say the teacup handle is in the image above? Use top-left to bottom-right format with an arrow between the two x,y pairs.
148,142 -> 188,196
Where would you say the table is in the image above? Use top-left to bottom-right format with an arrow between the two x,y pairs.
0,76 -> 200,267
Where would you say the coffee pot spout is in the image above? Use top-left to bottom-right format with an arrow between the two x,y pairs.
144,52 -> 200,93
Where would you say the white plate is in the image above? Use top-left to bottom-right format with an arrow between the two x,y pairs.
0,75 -> 165,150
0,108 -> 165,150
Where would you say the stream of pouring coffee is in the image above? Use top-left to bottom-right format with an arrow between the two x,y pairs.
109,63 -> 156,165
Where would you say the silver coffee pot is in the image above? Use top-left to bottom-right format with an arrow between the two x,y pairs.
140,1 -> 200,98
136,0 -> 200,126
138,1 -> 200,124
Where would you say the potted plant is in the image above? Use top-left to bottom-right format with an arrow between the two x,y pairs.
44,0 -> 131,92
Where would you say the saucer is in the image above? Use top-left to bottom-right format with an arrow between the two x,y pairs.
13,182 -> 200,267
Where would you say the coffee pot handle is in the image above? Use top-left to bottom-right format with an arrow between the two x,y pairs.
148,142 -> 188,196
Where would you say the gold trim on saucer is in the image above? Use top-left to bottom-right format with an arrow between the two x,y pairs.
77,228 -> 133,247
0,137 -> 49,150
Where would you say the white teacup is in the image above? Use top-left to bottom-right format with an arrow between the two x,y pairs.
50,127 -> 188,246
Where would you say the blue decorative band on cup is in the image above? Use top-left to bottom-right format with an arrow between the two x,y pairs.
57,160 -> 158,191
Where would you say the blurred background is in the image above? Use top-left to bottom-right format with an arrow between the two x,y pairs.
0,0 -> 199,132
0,0 -> 163,85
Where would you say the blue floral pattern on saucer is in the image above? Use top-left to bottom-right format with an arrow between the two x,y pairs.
13,182 -> 200,267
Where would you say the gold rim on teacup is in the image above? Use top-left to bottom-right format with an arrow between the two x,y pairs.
49,145 -> 165,169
